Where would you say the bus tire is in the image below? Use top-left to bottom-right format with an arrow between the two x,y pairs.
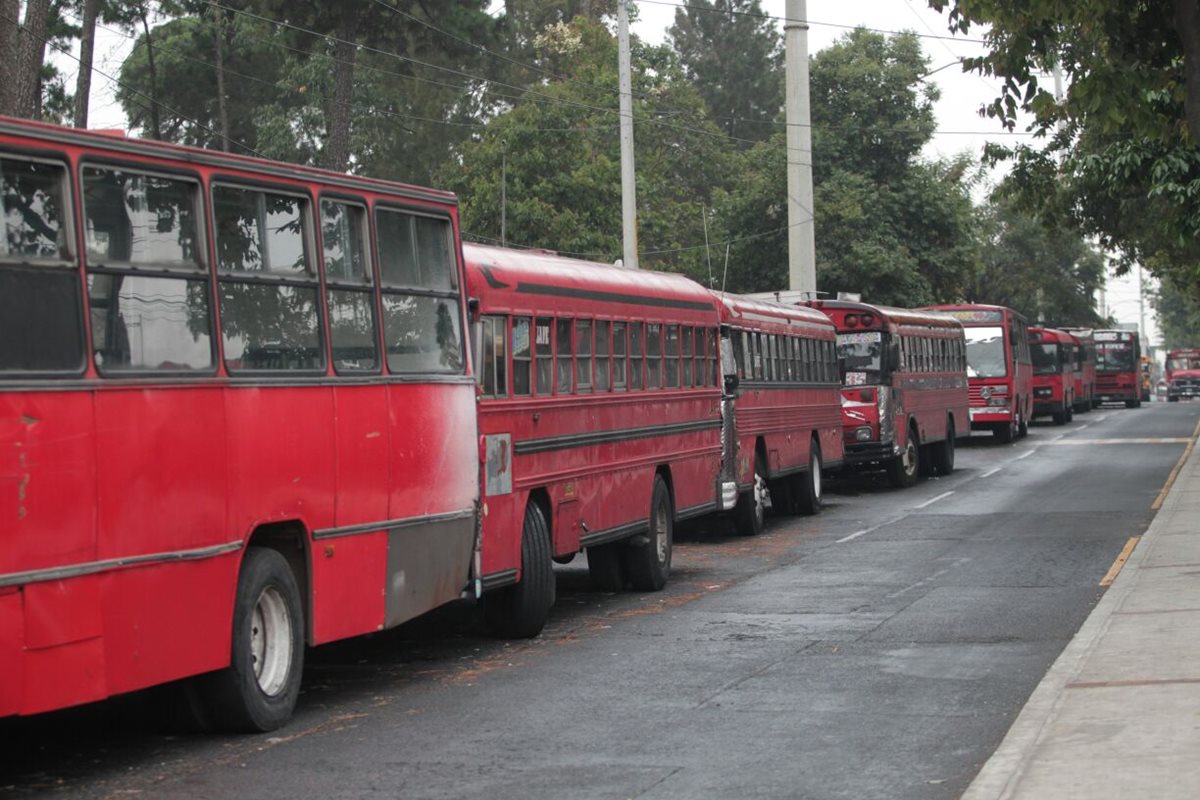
734,453 -> 768,536
932,423 -> 955,475
624,475 -> 673,591
201,547 -> 304,733
796,442 -> 823,515
1126,398 -> 1141,409
887,426 -> 920,488
993,420 -> 1014,444
1018,411 -> 1029,437
587,543 -> 626,592
484,502 -> 555,639
1052,408 -> 1067,425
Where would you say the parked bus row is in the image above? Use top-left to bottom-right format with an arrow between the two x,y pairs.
0,118 -> 1148,735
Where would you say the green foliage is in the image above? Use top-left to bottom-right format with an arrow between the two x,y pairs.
440,18 -> 734,278
709,29 -> 979,304
968,196 -> 1106,327
667,0 -> 783,145
1152,273 -> 1200,349
930,0 -> 1200,304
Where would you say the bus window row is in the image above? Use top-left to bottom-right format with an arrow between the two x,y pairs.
1,153 -> 465,377
898,332 -> 966,374
732,328 -> 838,384
477,314 -> 719,398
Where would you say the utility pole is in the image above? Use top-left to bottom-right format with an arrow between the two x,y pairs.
785,0 -> 816,293
1138,262 -> 1147,343
617,1 -> 639,268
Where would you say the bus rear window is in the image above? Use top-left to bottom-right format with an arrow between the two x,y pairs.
1032,343 -> 1061,375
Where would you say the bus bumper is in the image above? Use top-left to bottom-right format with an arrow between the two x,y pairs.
843,441 -> 900,465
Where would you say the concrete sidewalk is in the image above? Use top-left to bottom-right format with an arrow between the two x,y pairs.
963,433 -> 1200,800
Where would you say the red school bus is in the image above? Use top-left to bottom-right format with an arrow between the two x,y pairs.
1029,326 -> 1077,425
1165,348 -> 1200,382
1093,329 -> 1143,408
1,117 -> 483,730
465,244 -> 725,608
922,304 -> 1033,443
718,294 -> 843,534
805,301 -> 968,487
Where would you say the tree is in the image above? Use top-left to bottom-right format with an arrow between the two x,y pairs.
440,17 -> 734,278
13,0 -> 52,118
1152,276 -> 1200,349
969,196 -> 1106,327
710,29 -> 980,303
667,0 -> 783,145
929,0 -> 1200,305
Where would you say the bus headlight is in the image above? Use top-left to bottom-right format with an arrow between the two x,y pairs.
855,426 -> 872,442
988,397 -> 1008,407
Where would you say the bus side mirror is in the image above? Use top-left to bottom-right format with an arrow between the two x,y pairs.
724,373 -> 739,394
888,340 -> 901,371
837,356 -> 847,379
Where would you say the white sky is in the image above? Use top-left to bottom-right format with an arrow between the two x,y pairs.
63,0 -> 1156,344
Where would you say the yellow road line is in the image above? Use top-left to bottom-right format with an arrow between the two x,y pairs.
1151,415 -> 1200,510
1100,537 -> 1140,587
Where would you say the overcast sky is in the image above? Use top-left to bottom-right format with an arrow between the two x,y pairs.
63,0 -> 1156,343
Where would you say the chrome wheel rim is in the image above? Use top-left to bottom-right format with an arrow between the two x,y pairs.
811,453 -> 822,500
753,472 -> 766,525
902,441 -> 917,477
250,585 -> 293,697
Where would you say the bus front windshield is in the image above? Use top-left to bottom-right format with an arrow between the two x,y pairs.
965,326 -> 1007,378
837,331 -> 885,385
1097,342 -> 1135,372
1031,343 -> 1061,375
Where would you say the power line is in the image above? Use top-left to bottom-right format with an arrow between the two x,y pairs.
635,0 -> 987,45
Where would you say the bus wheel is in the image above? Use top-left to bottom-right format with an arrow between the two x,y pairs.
1018,412 -> 1029,437
587,543 -> 626,592
994,420 -> 1015,444
796,443 -> 823,515
624,475 -> 673,591
484,502 -> 555,639
734,455 -> 768,535
201,547 -> 304,732
1052,408 -> 1068,425
933,423 -> 956,475
1126,398 -> 1141,409
887,428 -> 920,488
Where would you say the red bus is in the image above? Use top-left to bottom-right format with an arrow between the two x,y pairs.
1164,348 -> 1200,402
1029,326 -> 1076,424
1,117 -> 483,730
718,294 -> 843,533
923,305 -> 1033,443
464,244 -> 725,607
807,300 -> 968,487
1062,328 -> 1098,413
1094,329 -> 1143,408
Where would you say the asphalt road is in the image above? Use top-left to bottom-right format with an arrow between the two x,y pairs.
3,401 -> 1197,800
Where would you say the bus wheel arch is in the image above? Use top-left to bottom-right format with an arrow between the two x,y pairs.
888,419 -> 920,488
622,470 -> 674,591
201,534 -> 307,732
734,440 -> 769,535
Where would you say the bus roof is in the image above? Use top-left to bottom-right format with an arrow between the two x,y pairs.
1028,326 -> 1076,345
804,299 -> 963,330
462,243 -> 718,316
920,303 -> 1027,326
0,115 -> 457,206
714,292 -> 836,335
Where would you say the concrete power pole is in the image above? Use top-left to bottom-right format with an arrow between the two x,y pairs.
785,0 -> 816,293
617,2 -> 639,269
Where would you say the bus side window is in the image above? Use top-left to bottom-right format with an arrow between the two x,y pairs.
575,318 -> 593,392
512,316 -> 531,395
707,328 -> 718,386
629,321 -> 644,390
681,325 -> 694,386
321,198 -> 378,374
480,315 -> 507,397
665,324 -> 680,388
646,323 -> 663,389
557,317 -> 574,393
534,317 -> 553,394
83,166 -> 214,374
0,155 -> 86,374
595,319 -> 611,391
612,321 -> 627,389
